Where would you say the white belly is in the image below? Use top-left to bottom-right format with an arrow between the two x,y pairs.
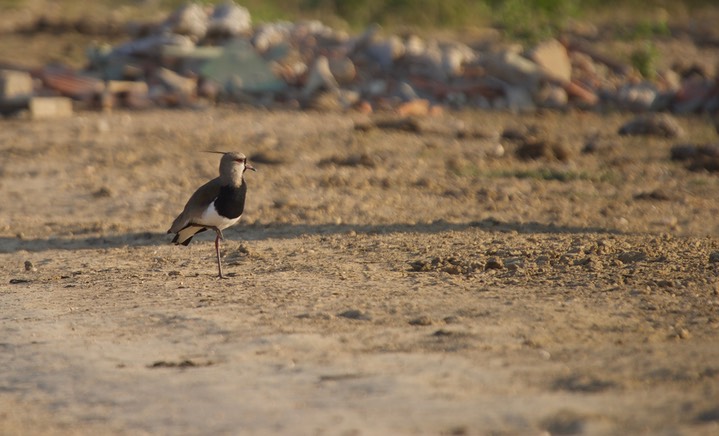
198,203 -> 242,230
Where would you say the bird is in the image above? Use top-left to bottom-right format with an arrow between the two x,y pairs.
167,151 -> 255,278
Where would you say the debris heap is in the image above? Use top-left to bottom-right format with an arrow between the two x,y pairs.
1,1 -> 718,118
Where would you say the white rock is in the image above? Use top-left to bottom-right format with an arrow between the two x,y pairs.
483,51 -> 542,91
328,57 -> 356,85
163,3 -> 208,40
367,35 -> 405,69
537,83 -> 568,108
404,34 -> 426,57
207,1 -> 251,37
301,56 -> 339,99
442,46 -> 466,78
397,81 -> 419,101
253,22 -> 291,53
616,82 -> 658,111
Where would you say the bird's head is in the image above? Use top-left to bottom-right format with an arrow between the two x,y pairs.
207,151 -> 256,183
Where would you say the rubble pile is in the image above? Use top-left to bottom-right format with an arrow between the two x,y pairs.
1,1 -> 718,118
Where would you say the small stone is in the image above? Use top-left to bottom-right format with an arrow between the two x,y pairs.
633,190 -> 671,201
397,81 -> 419,102
485,257 -> 503,270
443,315 -> 461,324
537,84 -> 568,108
618,113 -> 684,138
396,99 -> 430,117
443,265 -> 463,275
676,327 -> 691,339
617,251 -> 647,264
541,410 -> 587,435
338,309 -> 371,321
516,140 -> 549,160
409,315 -> 433,326
709,252 -> 719,263
432,329 -> 454,336
328,57 -> 356,85
92,186 -> 113,198
582,137 -> 618,155
670,144 -> 719,161
616,82 -> 659,111
696,407 -> 719,423
515,138 -> 568,161
24,260 -> 37,272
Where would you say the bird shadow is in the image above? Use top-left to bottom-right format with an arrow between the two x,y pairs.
0,219 -> 622,254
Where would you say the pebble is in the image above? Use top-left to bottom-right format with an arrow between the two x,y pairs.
616,82 -> 659,111
24,260 -> 37,272
485,257 -> 503,270
582,137 -> 618,155
675,326 -> 691,340
337,309 -> 372,321
618,113 -> 685,138
408,315 -> 433,326
515,139 -> 570,162
617,251 -> 647,264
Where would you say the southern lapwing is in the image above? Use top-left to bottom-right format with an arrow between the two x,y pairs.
168,151 -> 255,278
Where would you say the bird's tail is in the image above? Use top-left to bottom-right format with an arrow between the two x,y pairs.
170,225 -> 207,246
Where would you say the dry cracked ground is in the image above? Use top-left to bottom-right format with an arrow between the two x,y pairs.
1,108 -> 719,435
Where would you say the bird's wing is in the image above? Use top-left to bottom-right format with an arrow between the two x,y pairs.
168,177 -> 221,233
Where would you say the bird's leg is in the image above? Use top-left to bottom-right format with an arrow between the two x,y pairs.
211,227 -> 225,279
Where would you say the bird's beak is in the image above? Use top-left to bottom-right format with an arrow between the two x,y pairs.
246,163 -> 256,172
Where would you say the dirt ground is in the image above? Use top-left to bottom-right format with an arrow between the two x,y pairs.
1,105 -> 718,435
2,6 -> 719,431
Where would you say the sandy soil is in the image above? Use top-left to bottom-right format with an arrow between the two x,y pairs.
1,106 -> 719,435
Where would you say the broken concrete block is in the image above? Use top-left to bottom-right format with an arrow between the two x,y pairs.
483,51 -> 542,91
0,69 -> 33,101
29,97 -> 73,119
201,39 -> 285,94
530,39 -> 572,84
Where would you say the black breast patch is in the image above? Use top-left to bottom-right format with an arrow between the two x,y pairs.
214,183 -> 247,219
